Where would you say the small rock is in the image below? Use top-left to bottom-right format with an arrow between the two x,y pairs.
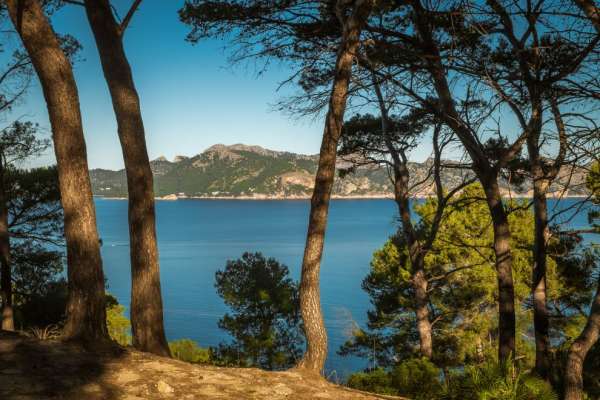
156,380 -> 174,394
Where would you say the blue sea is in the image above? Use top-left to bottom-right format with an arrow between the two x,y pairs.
95,198 -> 595,377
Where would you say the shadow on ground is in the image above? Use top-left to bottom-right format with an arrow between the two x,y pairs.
0,330 -> 405,400
0,330 -> 124,399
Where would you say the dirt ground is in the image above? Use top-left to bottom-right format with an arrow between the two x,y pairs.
0,331 -> 404,400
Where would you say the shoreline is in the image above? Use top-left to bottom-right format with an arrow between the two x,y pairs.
94,194 -> 591,201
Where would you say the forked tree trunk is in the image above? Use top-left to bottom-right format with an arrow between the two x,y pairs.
6,0 -> 108,342
296,0 -> 373,374
526,99 -> 552,379
392,170 -> 433,359
410,0 -> 518,362
564,278 -> 600,400
0,163 -> 13,331
83,0 -> 170,357
375,72 -> 433,359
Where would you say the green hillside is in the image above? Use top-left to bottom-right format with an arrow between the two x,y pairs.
89,144 -> 588,199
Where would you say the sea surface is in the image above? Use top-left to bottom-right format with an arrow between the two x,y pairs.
95,197 -> 595,378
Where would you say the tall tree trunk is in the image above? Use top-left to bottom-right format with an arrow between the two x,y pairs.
392,172 -> 433,359
6,0 -> 108,342
564,277 -> 600,400
373,71 -> 434,359
83,0 -> 170,356
532,175 -> 551,377
483,177 -> 517,361
0,163 -> 13,331
296,0 -> 373,374
410,0 -> 519,362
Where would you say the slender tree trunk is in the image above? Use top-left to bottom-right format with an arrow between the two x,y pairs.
83,0 -> 170,356
564,277 -> 600,400
6,0 -> 108,342
483,177 -> 517,362
532,175 -> 551,378
296,0 -> 373,374
572,0 -> 600,33
410,0 -> 519,362
392,174 -> 433,359
373,69 -> 434,359
0,163 -> 13,331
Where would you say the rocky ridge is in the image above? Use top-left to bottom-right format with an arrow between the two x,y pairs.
89,144 -> 589,199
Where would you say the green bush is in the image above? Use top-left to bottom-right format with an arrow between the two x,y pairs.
390,358 -> 444,400
169,339 -> 211,364
347,368 -> 396,395
443,361 -> 558,400
106,303 -> 131,346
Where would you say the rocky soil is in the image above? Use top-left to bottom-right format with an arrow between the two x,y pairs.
0,331 -> 403,400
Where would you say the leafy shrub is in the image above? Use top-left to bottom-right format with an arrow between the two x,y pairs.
442,361 -> 558,400
347,368 -> 396,395
391,358 -> 444,400
169,339 -> 211,364
346,358 -> 443,398
106,296 -> 131,346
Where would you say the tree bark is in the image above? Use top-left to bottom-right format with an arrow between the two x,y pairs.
531,179 -> 550,377
410,0 -> 519,362
391,163 -> 433,359
372,72 -> 434,359
83,0 -> 170,357
572,0 -> 600,33
0,162 -> 13,331
526,98 -> 552,378
564,277 -> 600,400
482,177 -> 517,362
296,0 -> 373,374
6,0 -> 108,342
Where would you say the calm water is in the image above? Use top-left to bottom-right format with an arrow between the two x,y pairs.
95,197 -> 594,377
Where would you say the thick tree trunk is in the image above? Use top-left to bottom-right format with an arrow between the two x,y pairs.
413,266 -> 433,358
296,0 -> 372,374
6,0 -> 108,342
564,278 -> 600,400
83,0 -> 170,357
0,163 -> 13,331
483,178 -> 516,362
532,176 -> 551,378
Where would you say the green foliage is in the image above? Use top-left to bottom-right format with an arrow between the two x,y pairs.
106,295 -> 131,346
14,280 -> 68,329
587,162 -> 600,232
7,165 -> 65,329
347,360 -> 558,400
169,339 -> 211,364
443,362 -> 557,400
341,184 -> 596,389
347,368 -> 395,395
213,252 -> 303,370
390,358 -> 444,400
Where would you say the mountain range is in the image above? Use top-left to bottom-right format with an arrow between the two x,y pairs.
90,144 -> 589,199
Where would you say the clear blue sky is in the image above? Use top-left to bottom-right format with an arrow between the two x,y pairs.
4,0 -> 331,170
